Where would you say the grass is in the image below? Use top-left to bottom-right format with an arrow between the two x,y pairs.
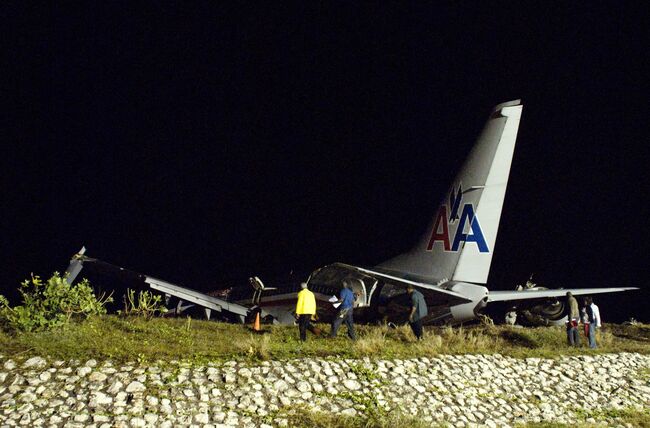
281,406 -> 435,428
281,405 -> 650,428
518,406 -> 650,428
0,316 -> 648,363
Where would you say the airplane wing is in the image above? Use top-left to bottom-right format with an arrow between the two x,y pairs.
309,262 -> 473,304
487,287 -> 639,303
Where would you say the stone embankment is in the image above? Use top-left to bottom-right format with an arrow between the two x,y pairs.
0,352 -> 648,427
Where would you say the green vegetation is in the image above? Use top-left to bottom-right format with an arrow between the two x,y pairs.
280,406 -> 650,428
573,406 -> 650,427
0,273 -> 112,332
121,288 -> 168,319
282,405 -> 434,428
519,406 -> 650,428
0,316 -> 648,363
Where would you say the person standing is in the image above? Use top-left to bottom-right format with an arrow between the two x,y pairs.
591,298 -> 601,329
585,296 -> 601,349
581,298 -> 590,339
295,282 -> 316,342
406,284 -> 428,340
330,281 -> 356,341
565,292 -> 580,346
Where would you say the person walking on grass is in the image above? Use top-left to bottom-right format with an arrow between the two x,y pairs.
406,284 -> 428,340
330,281 -> 356,341
295,282 -> 316,342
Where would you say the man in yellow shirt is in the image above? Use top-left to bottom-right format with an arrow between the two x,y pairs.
295,282 -> 316,342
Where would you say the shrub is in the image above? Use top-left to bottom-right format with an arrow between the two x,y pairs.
121,288 -> 168,320
0,272 -> 112,332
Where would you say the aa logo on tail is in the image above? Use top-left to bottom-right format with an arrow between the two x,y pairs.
427,184 -> 489,253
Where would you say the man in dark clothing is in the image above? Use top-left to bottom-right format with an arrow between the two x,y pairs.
330,281 -> 357,340
406,284 -> 428,340
565,292 -> 580,346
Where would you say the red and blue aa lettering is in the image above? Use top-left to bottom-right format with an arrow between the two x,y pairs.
450,204 -> 488,252
427,185 -> 489,253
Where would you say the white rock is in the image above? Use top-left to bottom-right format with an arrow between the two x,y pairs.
94,414 -> 111,423
89,371 -> 108,383
77,366 -> 92,377
126,381 -> 146,393
74,413 -> 90,422
130,417 -> 146,427
115,391 -> 128,404
144,413 -> 158,424
341,408 -> 357,417
107,380 -> 123,394
274,379 -> 289,391
296,381 -> 311,392
92,391 -> 113,406
22,357 -> 46,369
414,385 -> 426,393
343,379 -> 361,390
20,392 -> 37,403
195,413 -> 210,424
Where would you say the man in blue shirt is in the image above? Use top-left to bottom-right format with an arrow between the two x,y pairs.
406,284 -> 428,340
330,281 -> 357,340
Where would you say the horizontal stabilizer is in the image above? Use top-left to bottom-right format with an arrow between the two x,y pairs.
487,287 -> 639,303
145,277 -> 252,317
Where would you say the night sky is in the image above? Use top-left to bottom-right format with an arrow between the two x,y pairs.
3,3 -> 648,321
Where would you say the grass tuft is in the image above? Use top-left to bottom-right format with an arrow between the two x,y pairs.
284,406 -> 436,428
234,333 -> 272,360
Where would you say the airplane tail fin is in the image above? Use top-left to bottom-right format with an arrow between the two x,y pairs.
378,100 -> 523,284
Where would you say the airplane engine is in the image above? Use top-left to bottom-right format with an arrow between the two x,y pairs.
515,298 -> 567,326
449,282 -> 489,324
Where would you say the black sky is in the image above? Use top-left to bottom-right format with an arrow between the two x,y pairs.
3,3 -> 648,321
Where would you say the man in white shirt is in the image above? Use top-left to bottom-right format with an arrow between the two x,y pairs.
591,300 -> 602,328
585,297 -> 601,348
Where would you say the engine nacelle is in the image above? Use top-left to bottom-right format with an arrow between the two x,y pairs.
517,298 -> 567,326
448,282 -> 489,324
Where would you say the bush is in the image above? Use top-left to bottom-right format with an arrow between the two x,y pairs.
121,288 -> 168,320
0,272 -> 113,332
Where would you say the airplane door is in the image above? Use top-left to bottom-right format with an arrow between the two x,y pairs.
347,278 -> 367,307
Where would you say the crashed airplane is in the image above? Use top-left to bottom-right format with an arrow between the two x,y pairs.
66,100 -> 637,325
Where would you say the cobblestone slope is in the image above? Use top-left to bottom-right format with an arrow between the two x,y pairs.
1,353 -> 648,427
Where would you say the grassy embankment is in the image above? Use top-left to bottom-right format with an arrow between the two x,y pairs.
0,316 -> 648,363
1,318 -> 649,428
